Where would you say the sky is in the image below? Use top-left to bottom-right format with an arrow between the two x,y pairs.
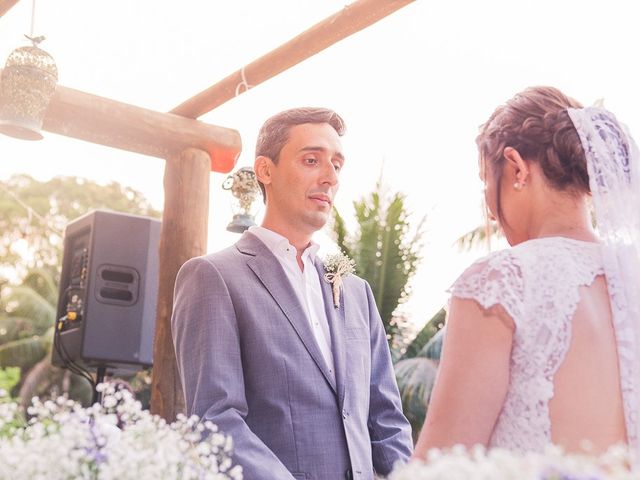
1,0 -> 639,330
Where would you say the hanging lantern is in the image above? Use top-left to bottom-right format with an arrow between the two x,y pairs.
222,167 -> 261,233
0,42 -> 58,141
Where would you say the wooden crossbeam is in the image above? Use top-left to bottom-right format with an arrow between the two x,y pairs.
0,0 -> 20,19
43,85 -> 241,172
0,73 -> 242,172
171,0 -> 415,118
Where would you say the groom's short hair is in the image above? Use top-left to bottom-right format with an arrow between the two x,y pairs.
255,107 -> 346,201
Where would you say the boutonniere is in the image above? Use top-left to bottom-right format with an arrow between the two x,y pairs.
323,252 -> 356,308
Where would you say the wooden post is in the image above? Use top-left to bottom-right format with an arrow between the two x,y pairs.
150,148 -> 210,421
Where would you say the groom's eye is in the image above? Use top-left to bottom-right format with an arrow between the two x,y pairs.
304,157 -> 318,165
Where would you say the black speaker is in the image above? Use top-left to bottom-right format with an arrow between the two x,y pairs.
52,210 -> 161,373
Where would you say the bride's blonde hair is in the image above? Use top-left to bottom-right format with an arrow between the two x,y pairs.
477,86 -> 588,225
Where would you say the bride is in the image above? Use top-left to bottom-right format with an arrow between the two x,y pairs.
413,86 -> 640,457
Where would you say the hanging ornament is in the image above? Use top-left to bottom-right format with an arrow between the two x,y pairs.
0,0 -> 58,140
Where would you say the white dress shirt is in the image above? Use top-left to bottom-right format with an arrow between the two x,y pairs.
248,226 -> 335,382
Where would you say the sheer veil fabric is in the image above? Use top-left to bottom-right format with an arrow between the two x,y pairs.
567,106 -> 640,457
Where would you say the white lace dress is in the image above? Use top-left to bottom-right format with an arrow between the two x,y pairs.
449,236 -> 638,453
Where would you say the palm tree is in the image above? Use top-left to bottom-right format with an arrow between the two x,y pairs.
393,308 -> 445,441
401,308 -> 445,360
0,269 -> 93,407
455,221 -> 500,251
332,182 -> 425,349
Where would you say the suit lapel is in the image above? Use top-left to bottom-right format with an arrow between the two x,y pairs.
315,258 -> 347,408
238,233 -> 337,394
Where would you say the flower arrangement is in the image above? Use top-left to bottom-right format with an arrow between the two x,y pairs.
224,167 -> 260,213
389,445 -> 638,480
0,385 -> 242,480
323,252 -> 356,308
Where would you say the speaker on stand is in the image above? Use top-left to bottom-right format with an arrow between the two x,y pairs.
52,210 -> 161,403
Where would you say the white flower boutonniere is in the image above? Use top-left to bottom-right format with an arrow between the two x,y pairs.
323,252 -> 356,308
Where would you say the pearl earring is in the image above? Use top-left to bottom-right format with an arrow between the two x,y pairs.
513,182 -> 523,190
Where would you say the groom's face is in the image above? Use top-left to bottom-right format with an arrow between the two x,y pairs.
265,122 -> 344,234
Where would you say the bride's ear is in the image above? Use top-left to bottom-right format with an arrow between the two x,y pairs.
503,147 -> 530,186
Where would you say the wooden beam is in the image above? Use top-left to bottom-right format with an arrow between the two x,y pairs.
0,72 -> 241,172
45,85 -> 241,173
0,0 -> 20,19
171,0 -> 415,118
150,147 -> 210,421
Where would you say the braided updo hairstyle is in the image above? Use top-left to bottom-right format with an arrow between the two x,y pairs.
477,86 -> 588,223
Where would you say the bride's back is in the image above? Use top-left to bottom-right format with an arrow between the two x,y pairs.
413,86 -> 639,460
551,275 -> 627,452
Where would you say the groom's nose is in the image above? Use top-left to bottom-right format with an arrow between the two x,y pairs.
319,161 -> 339,186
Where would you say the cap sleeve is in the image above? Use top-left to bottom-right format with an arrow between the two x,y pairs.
448,249 -> 524,325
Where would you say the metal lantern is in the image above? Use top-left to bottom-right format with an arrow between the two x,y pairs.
222,167 -> 261,233
0,43 -> 58,140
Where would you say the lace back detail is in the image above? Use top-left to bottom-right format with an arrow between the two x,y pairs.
449,238 -> 606,452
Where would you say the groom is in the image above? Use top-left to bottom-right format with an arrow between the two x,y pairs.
171,107 -> 412,479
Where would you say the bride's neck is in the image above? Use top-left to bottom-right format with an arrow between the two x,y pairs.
528,195 -> 598,242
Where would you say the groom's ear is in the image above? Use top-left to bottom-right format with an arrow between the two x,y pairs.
503,147 -> 530,185
254,155 -> 273,186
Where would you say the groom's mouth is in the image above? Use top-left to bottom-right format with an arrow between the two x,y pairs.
309,194 -> 332,208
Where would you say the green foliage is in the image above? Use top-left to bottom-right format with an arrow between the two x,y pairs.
420,327 -> 445,361
402,307 -> 446,360
0,174 -> 161,280
0,331 -> 50,370
332,182 -> 424,346
394,308 -> 447,440
395,356 -> 438,442
0,269 -> 56,373
0,367 -> 20,394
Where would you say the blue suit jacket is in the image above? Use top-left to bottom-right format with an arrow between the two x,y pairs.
171,232 -> 412,479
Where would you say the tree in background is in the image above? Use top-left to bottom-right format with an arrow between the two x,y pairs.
332,182 -> 425,353
394,307 -> 446,441
0,174 -> 160,281
455,221 -> 500,252
0,268 -> 92,407
0,175 -> 161,406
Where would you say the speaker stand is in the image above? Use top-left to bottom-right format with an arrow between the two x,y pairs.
93,366 -> 107,405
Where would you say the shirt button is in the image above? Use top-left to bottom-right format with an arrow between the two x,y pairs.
342,409 -> 348,419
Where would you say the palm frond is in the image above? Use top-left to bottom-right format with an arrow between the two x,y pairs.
0,335 -> 48,369
1,285 -> 56,329
455,222 -> 500,251
352,190 -> 382,286
331,208 -> 352,259
332,182 -> 425,346
22,268 -> 58,306
394,357 -> 438,442
419,327 -> 445,361
0,316 -> 39,345
402,308 -> 446,360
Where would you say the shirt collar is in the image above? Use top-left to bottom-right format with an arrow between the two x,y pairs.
249,226 -> 319,262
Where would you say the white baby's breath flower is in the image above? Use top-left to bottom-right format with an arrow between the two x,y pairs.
323,252 -> 356,308
389,445 -> 638,480
0,381 -> 242,480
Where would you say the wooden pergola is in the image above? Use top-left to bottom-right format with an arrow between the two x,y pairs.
0,0 -> 415,420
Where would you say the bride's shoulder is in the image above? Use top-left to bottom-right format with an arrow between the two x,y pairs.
449,247 -> 525,319
457,246 -> 522,279
459,237 -> 592,277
